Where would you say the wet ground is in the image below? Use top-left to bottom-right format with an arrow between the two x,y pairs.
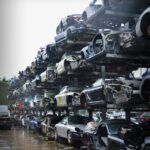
0,127 -> 76,150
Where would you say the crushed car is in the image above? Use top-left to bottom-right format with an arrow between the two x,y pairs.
54,85 -> 84,107
86,0 -> 150,30
78,78 -> 133,108
40,64 -> 57,83
56,51 -> 90,75
81,29 -> 150,63
41,43 -> 60,63
76,119 -> 140,150
54,14 -> 98,49
54,115 -> 93,144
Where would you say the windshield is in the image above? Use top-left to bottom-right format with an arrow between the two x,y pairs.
107,122 -> 136,135
68,116 -> 92,125
92,79 -> 102,87
68,86 -> 83,92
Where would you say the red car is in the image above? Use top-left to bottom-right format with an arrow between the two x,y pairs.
140,112 -> 150,121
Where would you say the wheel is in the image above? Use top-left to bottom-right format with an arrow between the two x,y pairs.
67,131 -> 73,145
143,145 -> 150,150
54,129 -> 59,141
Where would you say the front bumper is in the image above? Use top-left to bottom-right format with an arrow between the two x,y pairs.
70,131 -> 82,142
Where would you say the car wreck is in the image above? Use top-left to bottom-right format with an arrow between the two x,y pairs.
55,14 -> 98,49
56,51 -> 91,75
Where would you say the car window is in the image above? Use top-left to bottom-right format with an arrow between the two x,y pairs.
68,86 -> 83,92
61,117 -> 68,125
59,86 -> 67,94
45,118 -> 48,124
107,122 -> 136,135
92,79 -> 103,87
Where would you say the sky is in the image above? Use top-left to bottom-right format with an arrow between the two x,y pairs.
0,0 -> 91,79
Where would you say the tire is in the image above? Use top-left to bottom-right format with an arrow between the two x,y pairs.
67,131 -> 73,145
143,145 -> 150,150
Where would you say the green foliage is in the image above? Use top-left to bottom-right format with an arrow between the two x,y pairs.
0,81 -> 9,105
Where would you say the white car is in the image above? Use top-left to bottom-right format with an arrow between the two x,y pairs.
54,115 -> 92,144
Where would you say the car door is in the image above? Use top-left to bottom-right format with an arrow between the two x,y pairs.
108,135 -> 125,150
57,117 -> 68,138
98,124 -> 108,147
107,124 -> 125,150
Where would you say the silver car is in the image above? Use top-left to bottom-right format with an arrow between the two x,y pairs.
54,115 -> 92,144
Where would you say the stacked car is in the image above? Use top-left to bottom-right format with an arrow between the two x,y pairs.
7,0 -> 150,149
